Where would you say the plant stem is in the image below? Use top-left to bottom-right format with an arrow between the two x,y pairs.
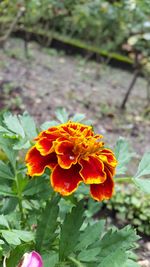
116,177 -> 133,183
15,172 -> 25,227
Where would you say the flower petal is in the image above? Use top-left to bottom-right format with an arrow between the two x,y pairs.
36,137 -> 54,156
79,156 -> 106,184
99,149 -> 117,167
55,140 -> 79,169
18,251 -> 43,267
90,167 -> 114,201
51,164 -> 82,196
25,147 -> 57,176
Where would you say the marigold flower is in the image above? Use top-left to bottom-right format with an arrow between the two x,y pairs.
26,122 -> 117,201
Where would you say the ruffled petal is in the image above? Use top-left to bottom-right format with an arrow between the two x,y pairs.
55,140 -> 79,169
79,156 -> 106,184
25,147 -> 57,176
35,137 -> 54,156
90,167 -> 114,201
99,149 -> 117,167
51,164 -> 82,196
34,127 -> 60,141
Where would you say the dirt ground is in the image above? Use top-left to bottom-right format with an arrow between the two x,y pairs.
0,38 -> 150,266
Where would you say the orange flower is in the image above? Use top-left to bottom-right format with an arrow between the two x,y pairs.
25,122 -> 117,201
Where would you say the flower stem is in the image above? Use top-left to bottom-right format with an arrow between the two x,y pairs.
15,172 -> 25,227
115,177 -> 133,183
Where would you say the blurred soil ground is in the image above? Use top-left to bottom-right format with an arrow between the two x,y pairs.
0,38 -> 150,266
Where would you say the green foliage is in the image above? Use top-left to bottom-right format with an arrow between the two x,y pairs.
107,186 -> 150,235
1,0 -> 150,59
114,137 -> 135,175
0,110 -> 148,266
35,196 -> 60,252
59,200 -> 84,261
133,152 -> 150,194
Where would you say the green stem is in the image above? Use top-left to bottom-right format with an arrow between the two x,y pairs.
116,177 -> 133,183
15,172 -> 25,227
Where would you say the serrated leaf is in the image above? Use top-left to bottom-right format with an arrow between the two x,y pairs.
59,201 -> 84,260
12,230 -> 34,242
98,248 -> 127,267
134,152 -> 150,178
123,259 -> 140,267
0,185 -> 15,197
124,259 -> 140,267
1,230 -> 21,245
40,120 -> 59,130
42,251 -> 59,267
55,108 -> 69,123
19,112 -> 37,139
35,196 -> 60,252
0,215 -> 9,228
71,113 -> 86,122
78,247 -> 100,262
23,176 -> 52,196
75,220 -> 105,251
0,161 -> 14,180
1,229 -> 34,245
3,113 -> 25,138
133,178 -> 150,194
13,140 -> 30,150
0,138 -> 17,168
99,226 -> 139,259
1,197 -> 18,214
114,137 -> 135,175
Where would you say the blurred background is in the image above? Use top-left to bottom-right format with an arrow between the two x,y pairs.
0,1 -> 150,265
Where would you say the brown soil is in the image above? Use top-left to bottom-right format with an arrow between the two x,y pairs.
0,38 -> 150,266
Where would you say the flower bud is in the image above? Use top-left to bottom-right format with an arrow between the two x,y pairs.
17,251 -> 43,267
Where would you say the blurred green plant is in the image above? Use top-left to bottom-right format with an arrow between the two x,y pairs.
107,186 -> 150,236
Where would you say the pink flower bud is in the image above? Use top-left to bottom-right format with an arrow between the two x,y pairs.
18,251 -> 43,267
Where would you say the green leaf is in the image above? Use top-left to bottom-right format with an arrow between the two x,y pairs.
69,257 -> 85,267
78,247 -> 100,262
0,185 -> 15,197
133,178 -> 150,194
134,152 -> 150,178
3,113 -> 25,138
42,251 -> 59,267
59,200 -> 84,261
23,176 -> 52,197
124,259 -> 140,267
0,161 -> 14,180
98,226 -> 139,259
13,140 -> 31,150
40,120 -> 59,130
12,230 -> 34,242
0,197 -> 18,214
98,248 -> 127,267
75,220 -> 105,251
18,112 -> 37,140
35,195 -> 60,252
1,230 -> 21,245
1,229 -> 34,245
0,138 -> 17,168
0,215 -> 9,228
114,137 -> 135,175
55,108 -> 69,123
71,113 -> 86,122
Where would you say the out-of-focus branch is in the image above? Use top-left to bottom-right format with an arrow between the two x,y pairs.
0,7 -> 25,46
